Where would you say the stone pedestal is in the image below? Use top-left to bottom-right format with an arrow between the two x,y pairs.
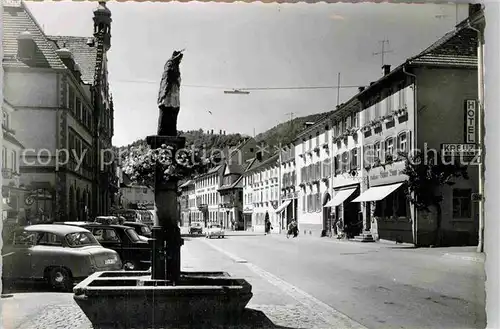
146,135 -> 185,283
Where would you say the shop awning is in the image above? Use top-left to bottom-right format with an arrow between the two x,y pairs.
351,183 -> 403,203
274,200 -> 291,213
324,188 -> 357,208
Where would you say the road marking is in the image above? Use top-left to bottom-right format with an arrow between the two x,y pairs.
202,239 -> 368,329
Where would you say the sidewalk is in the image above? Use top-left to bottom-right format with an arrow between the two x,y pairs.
268,231 -> 485,263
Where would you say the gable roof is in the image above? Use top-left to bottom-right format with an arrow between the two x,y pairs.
407,25 -> 477,67
245,153 -> 279,174
2,1 -> 67,70
48,36 -> 97,84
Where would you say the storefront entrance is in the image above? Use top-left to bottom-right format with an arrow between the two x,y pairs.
322,192 -> 332,236
343,188 -> 362,238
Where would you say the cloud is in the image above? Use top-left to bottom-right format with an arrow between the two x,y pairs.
329,13 -> 346,21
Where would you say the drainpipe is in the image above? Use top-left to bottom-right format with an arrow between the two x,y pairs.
402,65 -> 418,247
466,22 -> 484,253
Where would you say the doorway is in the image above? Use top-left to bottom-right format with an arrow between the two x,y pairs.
322,193 -> 331,236
343,188 -> 362,238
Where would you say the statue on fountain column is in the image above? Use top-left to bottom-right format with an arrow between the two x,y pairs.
157,50 -> 184,136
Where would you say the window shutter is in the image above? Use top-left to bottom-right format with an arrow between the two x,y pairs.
406,130 -> 412,154
357,147 -> 361,169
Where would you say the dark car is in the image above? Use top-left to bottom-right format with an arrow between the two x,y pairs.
57,222 -> 151,271
189,222 -> 203,235
123,222 -> 152,239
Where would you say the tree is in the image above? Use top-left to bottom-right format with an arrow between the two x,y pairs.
399,150 -> 470,246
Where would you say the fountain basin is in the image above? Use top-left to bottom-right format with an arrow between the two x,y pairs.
73,271 -> 253,329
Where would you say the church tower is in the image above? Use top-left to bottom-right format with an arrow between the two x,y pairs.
93,1 -> 112,51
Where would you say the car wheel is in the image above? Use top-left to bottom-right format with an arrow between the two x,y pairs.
123,260 -> 138,271
47,267 -> 72,292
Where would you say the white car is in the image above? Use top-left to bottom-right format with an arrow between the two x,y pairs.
205,224 -> 224,239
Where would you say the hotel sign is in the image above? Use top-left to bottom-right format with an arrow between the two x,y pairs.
441,143 -> 480,157
464,100 -> 477,144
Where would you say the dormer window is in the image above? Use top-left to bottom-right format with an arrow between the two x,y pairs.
17,31 -> 36,60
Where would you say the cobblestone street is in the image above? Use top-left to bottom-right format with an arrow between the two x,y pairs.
2,234 -> 485,329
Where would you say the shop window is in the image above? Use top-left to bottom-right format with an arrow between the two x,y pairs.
395,188 -> 408,217
453,189 -> 472,218
374,201 -> 383,217
384,193 -> 394,218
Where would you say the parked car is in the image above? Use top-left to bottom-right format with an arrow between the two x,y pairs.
205,224 -> 224,239
123,221 -> 152,239
61,222 -> 151,271
189,222 -> 204,235
2,224 -> 122,291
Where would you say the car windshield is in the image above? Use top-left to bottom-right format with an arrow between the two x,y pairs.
65,232 -> 99,247
125,228 -> 141,242
141,226 -> 151,235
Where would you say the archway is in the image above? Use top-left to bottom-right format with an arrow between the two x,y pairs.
322,192 -> 332,236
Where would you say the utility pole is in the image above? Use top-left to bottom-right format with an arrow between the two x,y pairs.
373,39 -> 393,66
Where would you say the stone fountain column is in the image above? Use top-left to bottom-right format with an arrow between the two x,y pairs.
146,135 -> 185,283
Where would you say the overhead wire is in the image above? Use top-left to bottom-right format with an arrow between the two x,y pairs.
111,79 -> 365,91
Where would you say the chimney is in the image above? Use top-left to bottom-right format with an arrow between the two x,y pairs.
223,130 -> 226,135
256,152 -> 262,161
382,64 -> 391,76
358,86 -> 365,93
219,129 -> 222,135
211,129 -> 214,135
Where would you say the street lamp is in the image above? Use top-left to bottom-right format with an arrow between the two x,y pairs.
223,89 -> 250,95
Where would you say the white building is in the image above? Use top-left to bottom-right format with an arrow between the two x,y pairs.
295,114 -> 334,237
193,165 -> 223,227
277,143 -> 298,231
243,154 -> 280,233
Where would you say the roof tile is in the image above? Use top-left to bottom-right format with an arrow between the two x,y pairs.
48,36 -> 97,84
2,4 -> 66,70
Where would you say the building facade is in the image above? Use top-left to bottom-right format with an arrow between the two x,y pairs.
2,1 -> 116,222
278,143 -> 298,231
193,165 -> 223,227
294,114 -> 333,237
2,100 -> 25,223
354,20 -> 479,247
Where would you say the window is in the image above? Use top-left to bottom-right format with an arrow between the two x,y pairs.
2,147 -> 7,169
374,102 -> 381,118
93,228 -> 121,243
365,107 -> 372,123
9,230 -> 38,246
325,126 -> 329,142
374,142 -> 381,162
398,87 -> 406,109
353,113 -> 359,128
2,111 -> 8,128
386,94 -> 392,115
385,138 -> 394,159
350,148 -> 358,170
453,189 -> 472,218
302,139 -> 306,154
68,87 -> 75,112
342,152 -> 349,172
125,228 -> 141,242
65,232 -> 99,247
11,150 -> 16,171
37,232 -> 63,246
398,132 -> 408,154
345,116 -> 351,129
143,188 -> 148,194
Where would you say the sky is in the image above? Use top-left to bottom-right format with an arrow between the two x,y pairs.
27,1 -> 469,147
